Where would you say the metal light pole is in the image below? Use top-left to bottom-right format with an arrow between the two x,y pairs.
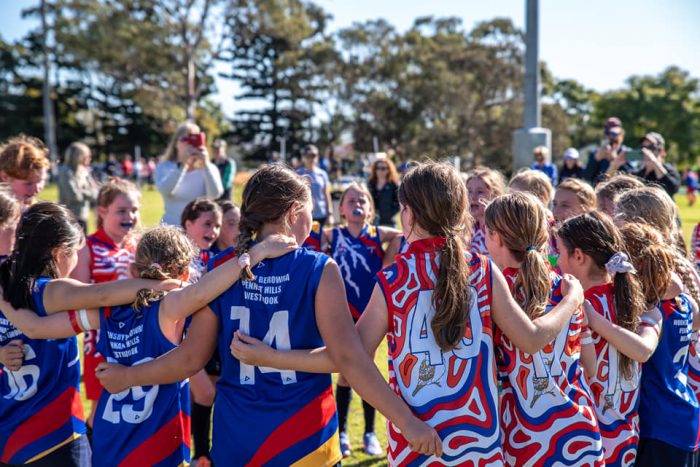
512,0 -> 551,171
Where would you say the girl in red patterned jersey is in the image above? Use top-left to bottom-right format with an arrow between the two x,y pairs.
484,192 -> 604,466
70,177 -> 140,432
556,211 -> 647,466
465,167 -> 505,256
231,162 -> 586,466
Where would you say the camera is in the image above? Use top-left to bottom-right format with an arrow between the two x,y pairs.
187,133 -> 206,148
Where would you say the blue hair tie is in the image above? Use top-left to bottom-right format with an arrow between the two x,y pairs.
526,246 -> 537,252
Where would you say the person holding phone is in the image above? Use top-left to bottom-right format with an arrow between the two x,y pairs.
156,121 -> 224,225
628,132 -> 681,197
584,117 -> 633,184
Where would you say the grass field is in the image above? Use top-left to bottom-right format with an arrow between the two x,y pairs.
35,183 -> 700,466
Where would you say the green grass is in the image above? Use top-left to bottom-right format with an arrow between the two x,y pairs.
37,183 -> 700,466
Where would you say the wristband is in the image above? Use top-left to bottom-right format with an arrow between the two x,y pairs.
78,309 -> 91,332
68,310 -> 82,334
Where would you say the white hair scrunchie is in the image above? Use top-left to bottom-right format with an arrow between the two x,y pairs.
605,252 -> 636,275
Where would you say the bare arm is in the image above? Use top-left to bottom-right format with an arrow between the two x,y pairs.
585,301 -> 662,363
378,226 -> 402,244
490,268 -> 583,354
160,235 -> 296,325
96,307 -> 217,393
42,277 -> 181,314
383,236 -> 402,267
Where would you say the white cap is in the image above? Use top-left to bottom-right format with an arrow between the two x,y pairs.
563,148 -> 579,160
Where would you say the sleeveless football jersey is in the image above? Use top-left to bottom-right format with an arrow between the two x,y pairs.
496,268 -> 604,466
302,221 -> 324,252
188,249 -> 211,284
329,225 -> 384,320
470,224 -> 489,256
585,283 -> 641,467
208,247 -> 341,466
638,294 -> 700,451
93,301 -> 191,467
0,278 -> 86,464
84,227 -> 136,400
376,237 -> 503,466
688,333 -> 700,402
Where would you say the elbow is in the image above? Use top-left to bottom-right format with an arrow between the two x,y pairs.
636,346 -> 655,363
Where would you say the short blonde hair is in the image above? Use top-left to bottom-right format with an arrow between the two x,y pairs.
465,167 -> 506,197
556,178 -> 596,211
509,169 -> 554,205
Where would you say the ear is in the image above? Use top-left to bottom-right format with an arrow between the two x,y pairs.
573,247 -> 586,264
184,219 -> 193,232
286,202 -> 301,226
97,205 -> 108,221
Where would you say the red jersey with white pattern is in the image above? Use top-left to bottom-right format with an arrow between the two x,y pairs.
83,227 -> 136,400
377,238 -> 503,466
470,224 -> 489,256
689,333 -> 700,403
585,283 -> 641,467
495,267 -> 604,467
691,223 -> 700,274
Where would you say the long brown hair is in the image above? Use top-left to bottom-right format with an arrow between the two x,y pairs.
556,178 -> 596,211
619,223 -> 675,308
485,192 -> 551,320
399,162 -> 471,351
131,225 -> 196,311
369,158 -> 400,185
557,211 -> 645,378
238,164 -> 311,280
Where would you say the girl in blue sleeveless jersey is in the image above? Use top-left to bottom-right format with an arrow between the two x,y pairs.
0,202 -> 182,466
2,222 -> 295,467
324,183 -> 401,456
556,212 -> 648,466
584,223 -> 700,466
230,162 -> 587,466
94,164 -> 442,466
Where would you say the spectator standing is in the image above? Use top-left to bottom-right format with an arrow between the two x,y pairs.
212,139 -> 236,201
121,154 -> 134,179
683,168 -> 698,206
614,132 -> 680,197
558,148 -> 584,184
156,121 -> 224,225
297,144 -> 334,226
105,153 -> 120,177
58,142 -> 99,231
584,117 -> 632,184
368,157 -> 400,227
146,157 -> 157,189
530,145 -> 558,186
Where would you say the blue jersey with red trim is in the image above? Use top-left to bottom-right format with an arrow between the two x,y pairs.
0,277 -> 86,464
208,247 -> 341,466
330,225 -> 384,320
585,283 -> 641,467
639,294 -> 699,451
302,221 -> 324,252
377,238 -> 503,466
496,268 -> 603,467
93,301 -> 191,467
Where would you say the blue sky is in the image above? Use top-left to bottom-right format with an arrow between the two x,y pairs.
2,0 -> 699,116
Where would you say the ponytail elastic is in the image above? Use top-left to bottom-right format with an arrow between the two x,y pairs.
605,252 -> 636,275
526,246 -> 538,252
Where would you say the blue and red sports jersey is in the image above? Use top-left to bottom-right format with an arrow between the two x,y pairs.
639,294 -> 700,451
84,227 -> 136,401
377,238 -> 503,466
302,221 -> 325,252
0,278 -> 86,464
470,223 -> 489,256
496,268 -> 604,466
207,247 -> 341,466
189,249 -> 212,284
585,283 -> 641,466
93,301 -> 191,467
329,225 -> 384,320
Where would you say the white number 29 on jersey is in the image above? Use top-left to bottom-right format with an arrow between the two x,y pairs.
230,306 -> 297,385
102,357 -> 159,424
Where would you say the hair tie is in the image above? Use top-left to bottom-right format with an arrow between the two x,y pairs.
150,262 -> 162,270
526,246 -> 538,252
238,253 -> 251,269
605,252 -> 636,275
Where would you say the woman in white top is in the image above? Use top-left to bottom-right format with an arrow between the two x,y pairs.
156,121 -> 224,225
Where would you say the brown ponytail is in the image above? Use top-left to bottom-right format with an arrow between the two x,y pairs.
484,192 -> 550,320
238,164 -> 312,281
557,211 -> 645,378
399,162 -> 471,351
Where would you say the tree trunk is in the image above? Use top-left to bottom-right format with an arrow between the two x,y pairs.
186,53 -> 196,120
40,0 -> 58,174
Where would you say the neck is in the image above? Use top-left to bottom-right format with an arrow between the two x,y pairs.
579,268 -> 611,291
258,222 -> 289,241
492,251 -> 521,272
344,221 -> 365,237
102,226 -> 126,246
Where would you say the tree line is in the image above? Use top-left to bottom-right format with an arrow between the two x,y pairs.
1,0 -> 699,169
